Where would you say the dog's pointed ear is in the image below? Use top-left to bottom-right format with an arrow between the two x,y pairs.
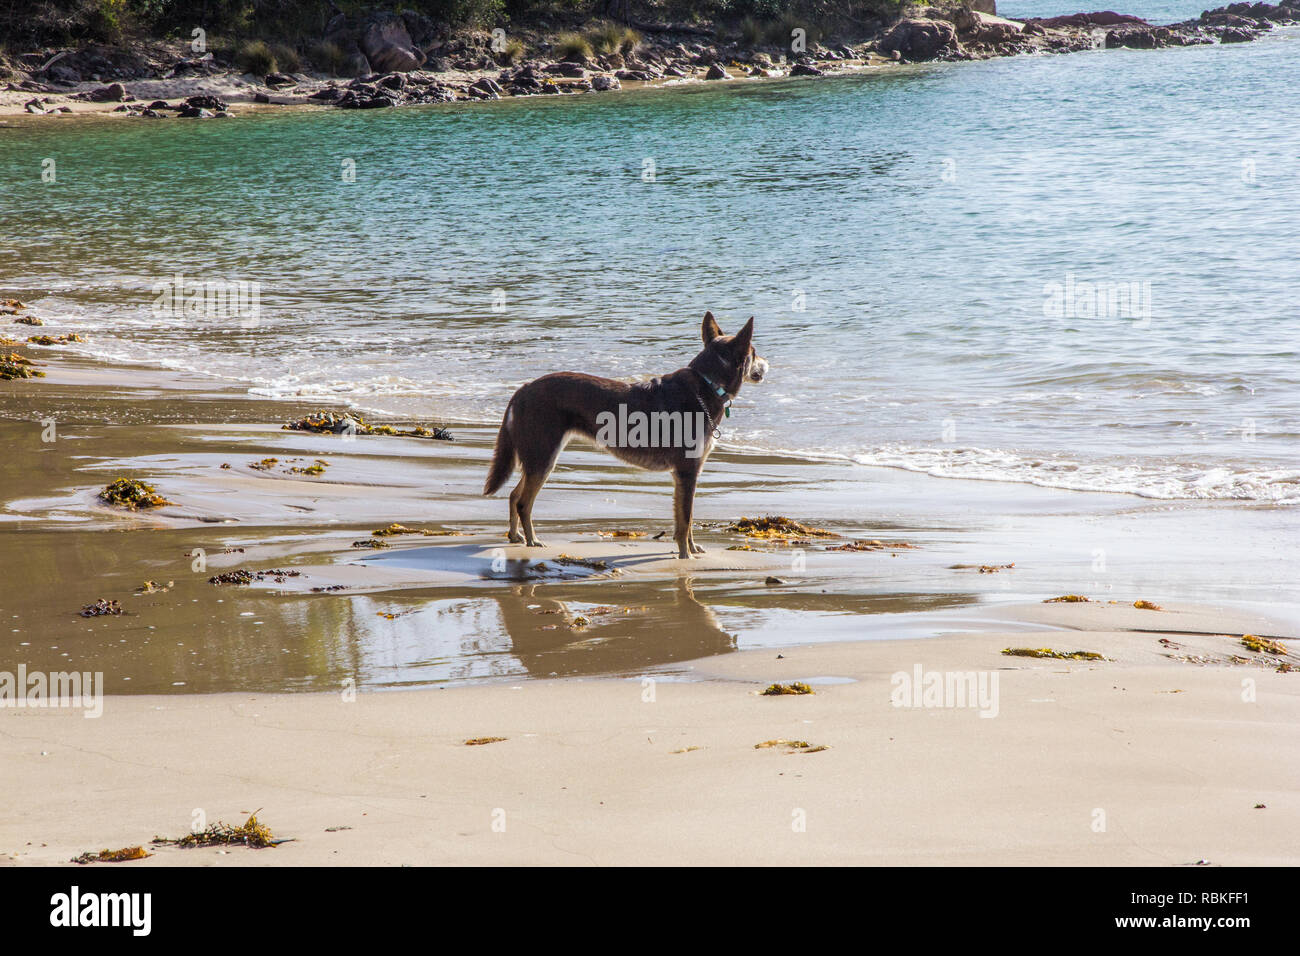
702,311 -> 722,344
732,316 -> 755,352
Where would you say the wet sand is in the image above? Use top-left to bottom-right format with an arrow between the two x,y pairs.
2,350 -> 1298,864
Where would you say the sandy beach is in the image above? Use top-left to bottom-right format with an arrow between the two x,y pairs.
2,347 -> 1297,866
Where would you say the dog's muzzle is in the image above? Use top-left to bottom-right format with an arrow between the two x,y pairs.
748,356 -> 769,383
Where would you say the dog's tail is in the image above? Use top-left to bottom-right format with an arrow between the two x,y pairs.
483,414 -> 516,496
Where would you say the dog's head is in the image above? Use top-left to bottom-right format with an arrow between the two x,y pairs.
695,311 -> 769,395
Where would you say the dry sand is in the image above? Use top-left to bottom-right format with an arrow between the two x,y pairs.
5,608 -> 1297,867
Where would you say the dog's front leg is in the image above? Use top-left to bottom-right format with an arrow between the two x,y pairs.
672,469 -> 700,559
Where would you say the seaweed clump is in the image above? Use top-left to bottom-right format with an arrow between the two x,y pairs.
98,478 -> 172,510
1241,635 -> 1287,656
554,554 -> 610,571
154,812 -> 279,849
761,682 -> 814,696
1133,600 -> 1163,610
27,333 -> 84,345
79,598 -> 123,617
726,516 -> 836,539
464,737 -> 507,746
0,351 -> 45,380
282,410 -> 452,441
208,568 -> 302,586
1002,647 -> 1106,661
72,846 -> 151,864
372,523 -> 461,537
1043,594 -> 1091,603
827,539 -> 916,552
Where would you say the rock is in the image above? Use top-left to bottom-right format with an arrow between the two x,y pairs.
47,63 -> 81,84
24,99 -> 45,114
148,100 -> 170,109
591,74 -> 620,91
468,77 -> 503,96
705,63 -> 731,79
87,82 -> 127,102
264,72 -> 296,86
177,106 -> 213,118
765,576 -> 785,586
1031,11 -> 1148,28
664,65 -> 688,77
545,61 -> 587,77
185,94 -> 228,111
253,91 -> 270,103
789,63 -> 824,76
1220,25 -> 1258,39
971,0 -> 997,11
345,52 -> 372,77
377,72 -> 407,91
878,18 -> 963,61
956,10 -> 1023,44
360,13 -> 424,73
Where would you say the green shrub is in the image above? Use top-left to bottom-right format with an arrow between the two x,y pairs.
497,37 -> 526,64
269,42 -> 300,72
309,40 -> 349,75
584,22 -> 641,58
235,39 -> 277,76
554,32 -> 593,62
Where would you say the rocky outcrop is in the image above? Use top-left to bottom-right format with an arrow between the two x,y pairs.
359,13 -> 425,73
878,18 -> 964,61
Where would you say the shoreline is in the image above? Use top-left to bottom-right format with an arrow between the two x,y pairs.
5,7 -> 1298,121
3,347 -> 1299,694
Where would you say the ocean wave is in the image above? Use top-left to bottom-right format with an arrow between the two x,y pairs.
721,439 -> 1300,504
845,444 -> 1300,503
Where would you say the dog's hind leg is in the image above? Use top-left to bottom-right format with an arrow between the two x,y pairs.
507,478 -> 526,544
516,469 -> 550,547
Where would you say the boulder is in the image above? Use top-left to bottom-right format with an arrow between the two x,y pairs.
705,63 -> 731,79
87,82 -> 127,102
789,63 -> 824,76
185,94 -> 228,111
956,10 -> 1023,43
1219,25 -> 1258,39
360,13 -> 424,73
878,19 -> 963,61
591,74 -> 621,91
1031,11 -> 1147,28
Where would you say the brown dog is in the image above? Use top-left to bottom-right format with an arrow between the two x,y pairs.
484,312 -> 768,559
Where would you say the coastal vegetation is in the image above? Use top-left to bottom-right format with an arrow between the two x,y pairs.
3,1 -> 908,51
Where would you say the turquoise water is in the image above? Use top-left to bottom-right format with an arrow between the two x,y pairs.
3,28 -> 1299,502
